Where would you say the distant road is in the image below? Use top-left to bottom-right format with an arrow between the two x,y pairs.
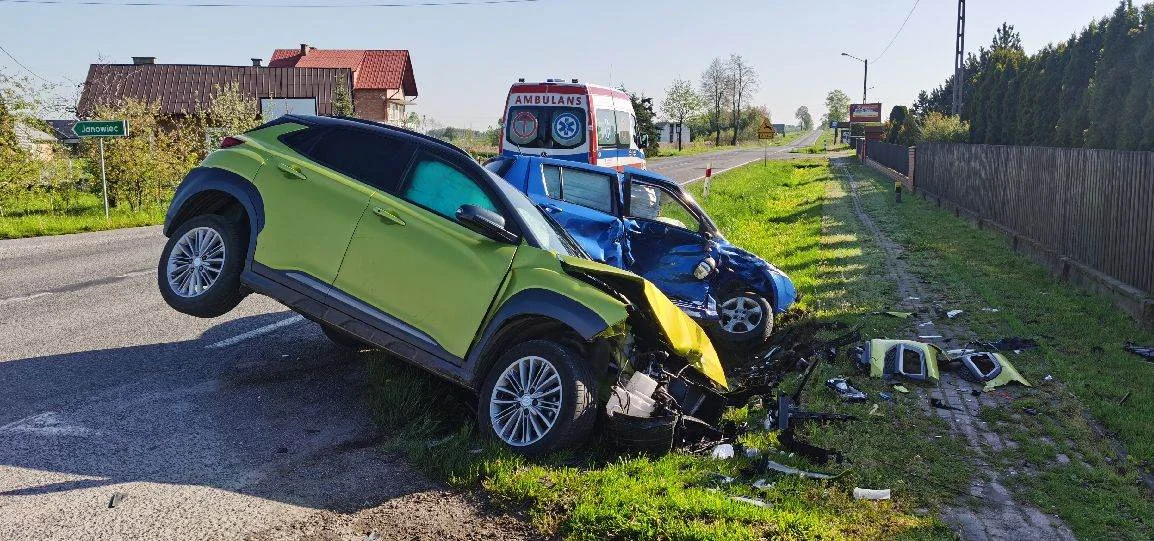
648,129 -> 824,185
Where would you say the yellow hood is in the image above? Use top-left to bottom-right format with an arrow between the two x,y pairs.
558,255 -> 728,389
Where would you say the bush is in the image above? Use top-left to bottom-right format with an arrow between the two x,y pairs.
920,112 -> 969,143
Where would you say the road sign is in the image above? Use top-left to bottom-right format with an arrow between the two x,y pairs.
74,120 -> 129,138
757,118 -> 776,140
74,119 -> 129,220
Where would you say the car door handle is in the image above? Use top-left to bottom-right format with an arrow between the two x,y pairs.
372,206 -> 406,226
277,162 -> 307,180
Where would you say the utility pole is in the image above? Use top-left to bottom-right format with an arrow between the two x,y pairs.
841,52 -> 869,103
951,0 -> 966,114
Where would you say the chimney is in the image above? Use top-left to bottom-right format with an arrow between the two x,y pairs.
251,58 -> 262,67
300,43 -> 309,56
132,56 -> 156,65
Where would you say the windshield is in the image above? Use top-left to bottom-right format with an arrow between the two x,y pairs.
505,106 -> 587,150
485,170 -> 581,256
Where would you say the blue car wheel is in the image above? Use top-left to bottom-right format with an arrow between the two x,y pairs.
716,290 -> 774,348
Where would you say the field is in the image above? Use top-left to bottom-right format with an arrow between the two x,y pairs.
0,192 -> 167,239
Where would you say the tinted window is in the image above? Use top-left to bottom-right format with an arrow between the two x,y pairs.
505,106 -> 586,150
541,165 -> 614,214
278,126 -> 323,155
628,182 -> 701,232
303,128 -> 410,192
401,154 -> 499,222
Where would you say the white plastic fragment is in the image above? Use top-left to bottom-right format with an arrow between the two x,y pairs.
730,495 -> 768,507
711,444 -> 735,459
606,372 -> 659,418
752,479 -> 772,490
981,307 -> 1000,312
947,310 -> 964,318
1043,374 -> 1054,382
853,487 -> 892,500
764,460 -> 835,479
744,447 -> 762,458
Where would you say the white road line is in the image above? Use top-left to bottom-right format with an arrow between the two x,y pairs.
0,292 -> 52,305
206,315 -> 305,349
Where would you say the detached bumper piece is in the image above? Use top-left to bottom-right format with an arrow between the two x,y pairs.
606,368 -> 729,453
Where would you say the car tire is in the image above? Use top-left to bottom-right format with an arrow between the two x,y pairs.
158,214 -> 247,318
320,323 -> 373,350
477,340 -> 597,455
715,290 -> 774,349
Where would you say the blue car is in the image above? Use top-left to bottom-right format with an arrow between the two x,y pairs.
485,155 -> 797,347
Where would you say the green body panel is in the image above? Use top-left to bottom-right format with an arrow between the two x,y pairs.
865,339 -> 942,381
199,144 -> 267,180
480,247 -> 629,342
334,190 -> 519,358
244,123 -> 373,283
979,352 -> 1032,391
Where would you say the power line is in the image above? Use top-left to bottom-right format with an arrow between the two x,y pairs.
0,43 -> 58,84
0,0 -> 542,7
873,0 -> 921,63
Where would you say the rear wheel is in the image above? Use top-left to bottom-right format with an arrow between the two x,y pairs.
158,214 -> 247,318
478,340 -> 597,455
716,290 -> 774,348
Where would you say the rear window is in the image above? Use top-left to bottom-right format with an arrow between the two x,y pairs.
505,106 -> 586,150
296,128 -> 411,193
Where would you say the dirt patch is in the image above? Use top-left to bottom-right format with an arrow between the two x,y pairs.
834,159 -> 1075,540
247,490 -> 539,541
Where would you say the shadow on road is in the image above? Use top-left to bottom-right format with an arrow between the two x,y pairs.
0,313 -> 434,513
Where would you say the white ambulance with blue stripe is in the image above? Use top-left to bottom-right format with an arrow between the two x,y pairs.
500,79 -> 645,170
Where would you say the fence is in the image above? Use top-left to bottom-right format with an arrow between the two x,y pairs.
914,143 -> 1154,309
866,141 -> 910,176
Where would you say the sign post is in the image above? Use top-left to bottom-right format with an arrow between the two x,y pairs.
74,120 -> 129,220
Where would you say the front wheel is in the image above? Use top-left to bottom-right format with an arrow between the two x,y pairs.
477,340 -> 597,455
158,214 -> 247,318
715,290 -> 774,348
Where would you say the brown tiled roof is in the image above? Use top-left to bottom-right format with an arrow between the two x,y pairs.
76,64 -> 355,117
268,48 -> 417,96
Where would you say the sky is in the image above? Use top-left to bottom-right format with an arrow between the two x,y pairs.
1,0 -> 1127,128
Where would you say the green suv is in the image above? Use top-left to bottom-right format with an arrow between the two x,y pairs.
158,115 -> 727,454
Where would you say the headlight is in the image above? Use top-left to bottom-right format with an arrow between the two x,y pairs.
692,257 -> 716,280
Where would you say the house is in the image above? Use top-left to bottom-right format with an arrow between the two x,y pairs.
268,44 -> 417,124
76,57 -> 354,122
45,119 -> 79,145
13,121 -> 57,160
656,121 -> 691,146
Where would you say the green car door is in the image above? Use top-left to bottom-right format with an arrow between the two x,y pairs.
334,150 -> 519,359
248,125 -> 383,283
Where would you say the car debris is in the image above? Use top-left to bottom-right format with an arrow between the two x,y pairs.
108,492 -> 127,509
730,495 -> 769,507
853,487 -> 892,500
946,310 -> 964,318
1124,342 -> 1154,362
929,397 -> 964,412
825,377 -> 867,402
951,350 -> 1032,390
858,339 -> 944,382
710,443 -> 736,459
893,385 -> 910,393
764,459 -> 839,480
988,337 -> 1039,352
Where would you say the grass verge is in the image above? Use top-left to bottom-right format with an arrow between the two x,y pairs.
363,159 -> 969,540
841,161 -> 1154,540
0,192 -> 167,239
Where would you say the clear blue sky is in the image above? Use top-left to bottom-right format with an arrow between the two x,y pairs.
2,0 -> 1126,127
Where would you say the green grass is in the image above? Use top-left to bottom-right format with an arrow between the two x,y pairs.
0,192 -> 167,239
655,132 -> 806,158
840,161 -> 1154,540
362,159 -> 969,540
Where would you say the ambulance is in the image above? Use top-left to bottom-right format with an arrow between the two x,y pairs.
500,79 -> 646,169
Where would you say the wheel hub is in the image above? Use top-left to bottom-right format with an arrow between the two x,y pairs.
166,226 -> 226,298
490,355 -> 563,447
720,295 -> 765,334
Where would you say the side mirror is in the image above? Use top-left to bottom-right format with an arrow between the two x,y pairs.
456,204 -> 518,243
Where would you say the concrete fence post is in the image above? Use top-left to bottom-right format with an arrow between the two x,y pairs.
908,146 -> 916,186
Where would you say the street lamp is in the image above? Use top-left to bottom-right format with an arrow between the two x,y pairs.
841,52 -> 868,103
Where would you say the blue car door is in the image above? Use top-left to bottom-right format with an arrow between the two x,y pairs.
623,172 -> 715,316
527,162 -> 627,266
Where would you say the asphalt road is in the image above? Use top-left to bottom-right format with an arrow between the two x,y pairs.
647,129 -> 823,185
0,138 -> 823,539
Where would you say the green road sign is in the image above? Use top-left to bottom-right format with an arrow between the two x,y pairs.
74,120 -> 129,138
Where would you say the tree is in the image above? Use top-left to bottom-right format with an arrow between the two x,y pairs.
629,91 -> 661,158
1086,1 -> 1141,149
727,54 -> 759,145
332,73 -> 353,117
794,106 -> 813,131
824,90 -> 851,126
921,112 -> 969,143
699,57 -> 732,146
660,78 -> 703,151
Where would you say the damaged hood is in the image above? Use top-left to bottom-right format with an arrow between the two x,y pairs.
558,255 -> 728,389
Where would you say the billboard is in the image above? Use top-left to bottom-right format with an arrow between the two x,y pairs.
849,103 -> 883,123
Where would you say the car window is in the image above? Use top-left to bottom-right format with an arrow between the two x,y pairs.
278,126 -> 323,155
301,128 -> 410,193
596,109 -> 618,147
614,110 -> 634,148
401,154 -> 499,222
541,165 -> 614,214
628,183 -> 701,232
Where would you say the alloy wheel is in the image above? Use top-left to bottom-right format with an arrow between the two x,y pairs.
720,295 -> 765,334
166,226 -> 226,298
489,355 -> 563,446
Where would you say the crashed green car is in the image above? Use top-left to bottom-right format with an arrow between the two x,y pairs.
158,115 -> 726,454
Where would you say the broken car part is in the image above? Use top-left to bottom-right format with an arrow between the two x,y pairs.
764,459 -> 839,480
951,351 -> 1032,390
825,377 -> 867,402
853,487 -> 892,500
1124,342 -> 1154,362
859,339 -> 943,382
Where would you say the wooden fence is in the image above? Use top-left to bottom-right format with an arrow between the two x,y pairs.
914,143 -> 1154,302
866,141 -> 910,176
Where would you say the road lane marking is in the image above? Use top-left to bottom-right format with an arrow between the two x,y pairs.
0,292 -> 52,305
0,412 -> 95,437
206,315 -> 305,349
0,267 -> 154,305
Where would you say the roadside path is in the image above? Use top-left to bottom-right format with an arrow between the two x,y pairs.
647,129 -> 823,185
0,227 -> 534,540
833,159 -> 1076,541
